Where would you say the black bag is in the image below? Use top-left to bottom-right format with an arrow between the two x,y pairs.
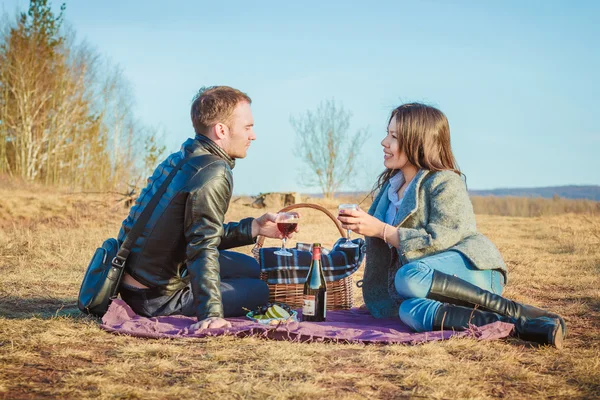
77,238 -> 122,316
77,156 -> 188,317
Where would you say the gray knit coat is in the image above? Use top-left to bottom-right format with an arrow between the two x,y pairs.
363,169 -> 508,318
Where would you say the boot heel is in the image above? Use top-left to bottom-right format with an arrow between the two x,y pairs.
550,320 -> 564,350
515,317 -> 564,349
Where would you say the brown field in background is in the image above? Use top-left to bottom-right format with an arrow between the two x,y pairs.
0,188 -> 599,399
470,195 -> 600,217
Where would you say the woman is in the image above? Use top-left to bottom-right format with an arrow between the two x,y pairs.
338,103 -> 566,348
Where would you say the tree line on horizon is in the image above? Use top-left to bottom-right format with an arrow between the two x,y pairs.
0,0 -> 165,193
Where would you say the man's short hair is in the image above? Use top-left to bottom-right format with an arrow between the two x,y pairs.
190,86 -> 252,135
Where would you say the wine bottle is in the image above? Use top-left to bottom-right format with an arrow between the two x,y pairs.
302,243 -> 327,322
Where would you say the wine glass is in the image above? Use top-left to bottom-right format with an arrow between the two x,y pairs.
273,212 -> 299,257
338,204 -> 359,248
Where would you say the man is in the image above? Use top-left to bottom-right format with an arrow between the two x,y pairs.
118,86 -> 289,330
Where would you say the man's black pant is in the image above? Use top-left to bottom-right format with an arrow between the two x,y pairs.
119,251 -> 269,318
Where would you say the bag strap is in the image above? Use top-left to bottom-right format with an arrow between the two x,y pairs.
111,155 -> 188,269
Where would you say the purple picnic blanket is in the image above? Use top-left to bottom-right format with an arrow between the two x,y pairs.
100,299 -> 514,344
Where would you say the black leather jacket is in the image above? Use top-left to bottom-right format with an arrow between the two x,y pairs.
117,135 -> 255,320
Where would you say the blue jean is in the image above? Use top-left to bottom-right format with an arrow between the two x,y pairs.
394,251 -> 505,332
119,250 -> 269,318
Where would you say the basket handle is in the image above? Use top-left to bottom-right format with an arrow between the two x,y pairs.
254,202 -> 347,249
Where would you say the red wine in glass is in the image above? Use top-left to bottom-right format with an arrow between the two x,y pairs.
277,222 -> 298,236
274,212 -> 299,256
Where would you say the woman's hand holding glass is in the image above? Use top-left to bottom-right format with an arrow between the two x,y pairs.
337,206 -> 387,240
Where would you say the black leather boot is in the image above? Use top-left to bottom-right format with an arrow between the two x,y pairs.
434,303 -> 564,348
428,270 -> 567,337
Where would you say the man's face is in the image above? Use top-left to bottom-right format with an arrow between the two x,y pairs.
222,101 -> 256,159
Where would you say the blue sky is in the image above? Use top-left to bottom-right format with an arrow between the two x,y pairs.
2,0 -> 599,195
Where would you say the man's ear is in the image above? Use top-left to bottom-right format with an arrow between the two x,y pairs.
214,123 -> 228,140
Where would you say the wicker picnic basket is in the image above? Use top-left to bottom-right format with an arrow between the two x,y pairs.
253,203 -> 356,310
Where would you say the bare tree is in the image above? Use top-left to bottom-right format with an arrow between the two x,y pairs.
0,0 -> 67,182
0,0 -> 165,193
143,126 -> 167,179
290,99 -> 368,199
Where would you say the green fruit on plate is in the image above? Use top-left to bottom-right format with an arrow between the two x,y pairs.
253,314 -> 269,320
265,304 -> 291,319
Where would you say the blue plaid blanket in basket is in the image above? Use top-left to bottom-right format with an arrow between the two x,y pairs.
255,238 -> 366,284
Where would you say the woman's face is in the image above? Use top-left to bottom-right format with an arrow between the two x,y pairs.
381,115 -> 410,170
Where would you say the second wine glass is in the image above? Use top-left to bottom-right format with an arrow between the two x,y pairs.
338,204 -> 359,248
273,212 -> 299,256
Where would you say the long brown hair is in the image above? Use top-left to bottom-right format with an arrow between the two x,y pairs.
375,103 -> 461,191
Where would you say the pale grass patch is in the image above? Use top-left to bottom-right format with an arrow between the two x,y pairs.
117,342 -> 186,360
1,189 -> 599,399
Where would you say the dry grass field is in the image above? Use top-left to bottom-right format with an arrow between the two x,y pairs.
0,186 -> 599,399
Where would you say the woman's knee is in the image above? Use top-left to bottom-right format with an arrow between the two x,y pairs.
394,262 -> 434,299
